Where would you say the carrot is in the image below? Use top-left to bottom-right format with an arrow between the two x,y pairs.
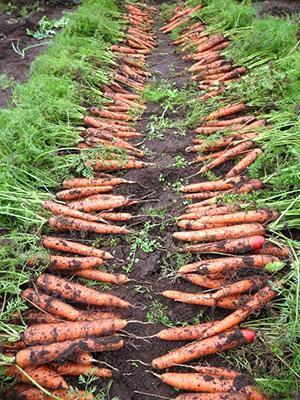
49,216 -> 130,235
178,209 -> 279,230
183,191 -> 224,201
23,319 -> 127,345
192,65 -> 233,81
226,149 -> 262,177
181,177 -> 245,193
192,41 -> 230,59
182,274 -> 226,289
21,289 -> 82,321
184,285 -> 276,343
75,269 -> 129,285
36,273 -> 131,308
193,366 -> 241,379
197,34 -> 225,53
56,186 -> 114,201
78,310 -> 121,322
175,393 -> 248,400
162,17 -> 190,33
20,311 -> 65,325
152,328 -> 255,369
50,255 -> 104,271
189,52 -> 221,69
194,132 -> 257,152
205,67 -> 247,83
256,243 -> 290,258
16,335 -> 124,368
190,150 -> 227,163
73,352 -> 93,365
182,236 -> 266,255
212,277 -> 263,299
6,384 -> 94,400
68,194 -> 136,212
43,200 -> 105,223
203,103 -> 247,122
89,159 -> 147,171
5,364 -> 68,389
178,255 -> 279,274
156,321 -> 216,341
173,223 -> 265,242
202,116 -> 255,128
56,362 -> 112,378
190,59 -> 230,73
90,108 -> 135,121
97,212 -> 132,221
197,88 -> 225,102
42,236 -> 113,260
200,141 -> 254,173
178,205 -> 241,220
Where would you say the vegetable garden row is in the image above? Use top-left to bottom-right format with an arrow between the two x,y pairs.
0,0 -> 299,399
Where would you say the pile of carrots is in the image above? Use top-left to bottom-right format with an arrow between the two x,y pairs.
3,3 -> 156,399
150,4 -> 292,400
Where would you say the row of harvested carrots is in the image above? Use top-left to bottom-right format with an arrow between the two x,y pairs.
148,4 -> 290,400
3,3 -> 156,399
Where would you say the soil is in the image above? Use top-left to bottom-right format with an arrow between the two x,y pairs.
0,0 -> 75,108
256,0 -> 300,16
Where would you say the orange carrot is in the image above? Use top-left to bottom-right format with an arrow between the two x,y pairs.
90,108 -> 135,121
89,159 -> 147,171
36,274 -> 131,308
16,335 -> 124,368
156,321 -> 216,341
226,149 -> 262,177
43,200 -> 104,223
18,311 -> 65,325
181,176 -> 245,193
50,255 -> 104,271
5,365 -> 68,389
49,216 -> 130,235
5,385 -> 95,400
211,277 -> 263,300
256,243 -> 290,258
23,319 -> 127,345
197,34 -> 225,53
56,186 -> 114,201
21,288 -> 82,321
68,194 -> 136,212
42,236 -> 113,260
97,212 -> 133,221
203,103 -> 246,121
152,328 -> 255,369
192,366 -> 241,379
182,274 -> 226,289
178,205 -> 241,220
182,236 -> 266,255
56,362 -> 112,378
173,223 -> 265,242
175,393 -> 248,400
190,151 -> 226,164
75,269 -> 129,285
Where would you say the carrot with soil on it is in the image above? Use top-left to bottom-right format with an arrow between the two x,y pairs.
256,243 -> 290,258
182,274 -> 226,289
74,269 -> 129,285
174,393 -> 248,400
36,273 -> 131,308
42,236 -> 113,259
88,159 -> 147,172
55,186 -> 114,201
203,102 -> 247,122
178,205 -> 242,221
56,362 -> 112,378
43,200 -> 107,223
226,149 -> 263,177
181,176 -> 245,193
5,384 -> 94,400
68,194 -> 136,212
49,255 -> 104,271
152,328 -> 255,369
96,212 -> 133,221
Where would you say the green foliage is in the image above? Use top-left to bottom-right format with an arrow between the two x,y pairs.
27,15 -> 70,39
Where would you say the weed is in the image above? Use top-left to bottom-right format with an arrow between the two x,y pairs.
0,74 -> 14,90
173,155 -> 188,168
27,15 -> 70,40
147,300 -> 173,327
147,113 -> 172,140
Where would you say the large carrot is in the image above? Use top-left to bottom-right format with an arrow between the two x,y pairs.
89,159 -> 147,171
56,362 -> 112,378
23,319 -> 127,345
193,133 -> 257,153
192,366 -> 241,379
55,186 -> 114,201
5,365 -> 68,389
90,108 -> 135,121
181,176 -> 245,193
6,384 -> 94,399
21,289 -> 82,321
178,255 -> 279,274
200,141 -> 254,173
211,277 -> 264,299
49,216 -> 130,235
75,269 -> 128,285
156,321 -> 216,341
152,329 -> 255,369
226,149 -> 262,177
173,223 -> 265,242
42,236 -> 113,260
68,194 -> 136,212
15,335 -> 124,368
256,243 -> 290,258
36,274 -> 131,308
203,103 -> 247,122
182,274 -> 226,289
182,236 -> 266,255
50,255 -> 104,271
175,393 -> 248,400
43,200 -> 104,223
178,205 -> 241,220
197,34 -> 225,53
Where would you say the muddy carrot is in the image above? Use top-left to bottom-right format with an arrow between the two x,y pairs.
175,393 -> 248,400
68,194 -> 136,213
97,212 -> 133,221
23,319 -> 127,345
178,205 -> 241,220
200,141 -> 254,173
197,34 -> 225,53
173,223 -> 265,242
256,243 -> 290,258
90,108 -> 135,121
42,236 -> 113,260
211,277 -> 263,299
190,150 -> 226,164
182,236 -> 266,255
181,177 -> 245,193
156,321 -> 216,341
56,186 -> 114,201
182,274 -> 226,289
152,328 -> 255,369
6,385 -> 94,400
36,274 -> 131,308
89,159 -> 147,171
5,364 -> 68,389
16,335 -> 124,368
193,366 -> 241,379
50,255 -> 104,271
43,200 -> 104,223
75,269 -> 129,285
183,191 -> 224,201
56,362 -> 112,378
203,103 -> 246,122
49,216 -> 130,235
21,288 -> 82,321
226,149 -> 262,177
195,133 -> 257,152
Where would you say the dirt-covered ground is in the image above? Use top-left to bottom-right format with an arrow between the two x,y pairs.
0,0 -> 75,107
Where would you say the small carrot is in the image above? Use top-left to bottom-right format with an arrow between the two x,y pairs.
190,150 -> 227,164
36,273 -> 131,308
15,335 -> 124,368
173,223 -> 265,242
226,149 -> 262,177
42,236 -> 113,259
49,216 -> 130,235
182,236 -> 266,255
23,319 -> 127,345
21,288 -> 82,321
89,159 -> 147,172
5,364 -> 68,389
152,328 -> 255,369
97,212 -> 133,221
90,108 -> 135,121
56,362 -> 112,378
193,366 -> 241,379
203,103 -> 246,122
50,255 -> 104,271
56,186 -> 114,201
181,176 -> 244,193
75,269 -> 129,285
